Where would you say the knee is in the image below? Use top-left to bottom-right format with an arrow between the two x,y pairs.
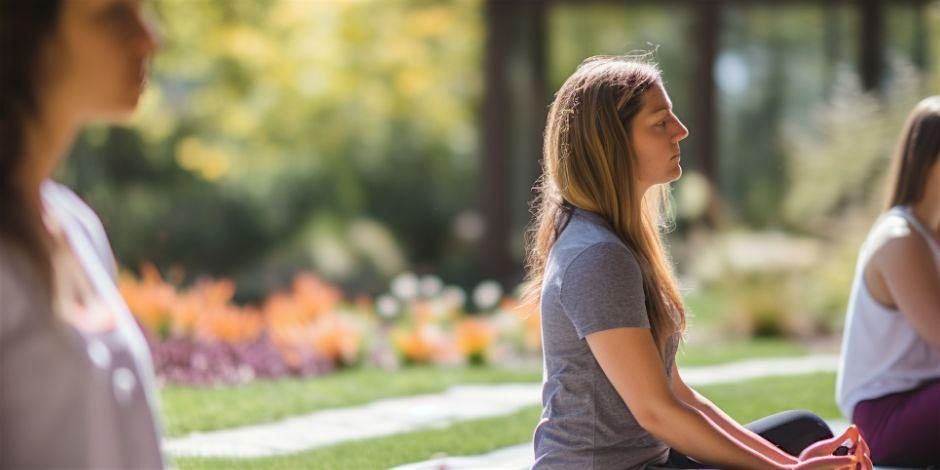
749,409 -> 833,456
756,409 -> 833,439
779,410 -> 833,440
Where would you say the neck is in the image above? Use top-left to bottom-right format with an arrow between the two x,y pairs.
19,112 -> 79,217
636,184 -> 653,204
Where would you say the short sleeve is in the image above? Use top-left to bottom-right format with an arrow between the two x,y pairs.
560,242 -> 648,339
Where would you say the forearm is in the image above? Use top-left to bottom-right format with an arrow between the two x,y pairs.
640,399 -> 789,470
687,390 -> 798,466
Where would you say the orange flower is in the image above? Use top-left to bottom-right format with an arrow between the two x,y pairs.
119,263 -> 177,338
264,293 -> 306,330
310,315 -> 360,365
268,315 -> 361,367
411,299 -> 434,325
168,292 -> 200,337
265,273 -> 343,331
393,327 -> 437,364
196,305 -> 263,343
292,272 -> 342,318
455,318 -> 496,364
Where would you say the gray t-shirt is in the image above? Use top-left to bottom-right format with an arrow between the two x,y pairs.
533,209 -> 678,470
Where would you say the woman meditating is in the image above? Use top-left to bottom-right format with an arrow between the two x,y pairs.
837,95 -> 940,467
523,55 -> 870,469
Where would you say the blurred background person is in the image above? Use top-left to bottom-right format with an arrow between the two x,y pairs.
836,95 -> 940,467
0,0 -> 164,467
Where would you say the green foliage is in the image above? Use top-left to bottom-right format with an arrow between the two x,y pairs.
702,262 -> 854,340
783,60 -> 926,230
773,59 -> 929,337
59,0 -> 484,294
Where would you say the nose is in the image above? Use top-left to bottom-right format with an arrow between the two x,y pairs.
138,11 -> 163,56
673,116 -> 690,143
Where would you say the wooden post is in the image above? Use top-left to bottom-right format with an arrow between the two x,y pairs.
694,0 -> 721,223
482,0 -> 548,285
482,0 -> 511,283
858,0 -> 884,92
912,0 -> 929,70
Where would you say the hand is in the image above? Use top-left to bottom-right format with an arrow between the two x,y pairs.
798,425 -> 872,470
854,436 -> 873,470
788,454 -> 857,470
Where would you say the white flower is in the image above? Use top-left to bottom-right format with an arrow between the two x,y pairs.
441,285 -> 467,311
472,280 -> 503,311
376,294 -> 400,319
390,272 -> 419,301
419,275 -> 444,299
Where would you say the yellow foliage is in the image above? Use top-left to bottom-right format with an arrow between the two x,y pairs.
175,137 -> 232,181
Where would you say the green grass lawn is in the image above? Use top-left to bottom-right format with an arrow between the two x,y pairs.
160,366 -> 542,437
677,337 -> 810,367
173,406 -> 543,470
161,337 -> 816,437
173,372 -> 841,470
700,372 -> 839,422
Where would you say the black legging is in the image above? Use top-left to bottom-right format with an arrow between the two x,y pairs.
648,410 -> 834,469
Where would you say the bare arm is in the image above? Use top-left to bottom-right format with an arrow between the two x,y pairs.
670,361 -> 798,466
874,229 -> 940,350
585,328 -> 851,469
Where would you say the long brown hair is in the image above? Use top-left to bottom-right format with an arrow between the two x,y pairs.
885,95 -> 940,210
522,55 -> 685,356
0,0 -> 63,283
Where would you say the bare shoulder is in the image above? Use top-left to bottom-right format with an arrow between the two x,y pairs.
870,214 -> 933,266
862,213 -> 936,308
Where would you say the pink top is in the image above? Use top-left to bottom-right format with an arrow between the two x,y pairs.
0,181 -> 164,468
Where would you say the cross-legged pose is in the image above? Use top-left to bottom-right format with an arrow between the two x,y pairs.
0,1 -> 164,467
523,55 -> 871,470
837,96 -> 940,468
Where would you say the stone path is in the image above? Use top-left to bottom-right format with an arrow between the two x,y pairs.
164,383 -> 541,458
164,354 -> 841,460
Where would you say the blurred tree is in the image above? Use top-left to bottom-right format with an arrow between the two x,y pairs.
58,0 -> 484,298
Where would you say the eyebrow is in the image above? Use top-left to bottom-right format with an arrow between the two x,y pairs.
649,106 -> 671,116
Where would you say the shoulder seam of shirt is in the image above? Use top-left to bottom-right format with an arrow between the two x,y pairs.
558,240 -> 634,306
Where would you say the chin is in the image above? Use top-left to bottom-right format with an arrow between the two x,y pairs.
90,108 -> 137,125
667,166 -> 682,182
102,95 -> 142,121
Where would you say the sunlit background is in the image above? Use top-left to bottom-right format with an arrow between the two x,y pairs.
52,1 -> 940,464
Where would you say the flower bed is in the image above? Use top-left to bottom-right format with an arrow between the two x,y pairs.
120,265 -> 541,386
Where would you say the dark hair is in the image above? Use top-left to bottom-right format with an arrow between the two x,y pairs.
0,0 -> 63,281
886,96 -> 940,209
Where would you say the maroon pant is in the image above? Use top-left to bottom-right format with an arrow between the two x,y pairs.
853,379 -> 940,467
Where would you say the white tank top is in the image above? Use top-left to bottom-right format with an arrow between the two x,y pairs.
836,206 -> 940,418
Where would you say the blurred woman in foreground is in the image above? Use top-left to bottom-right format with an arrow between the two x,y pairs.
0,0 -> 164,467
